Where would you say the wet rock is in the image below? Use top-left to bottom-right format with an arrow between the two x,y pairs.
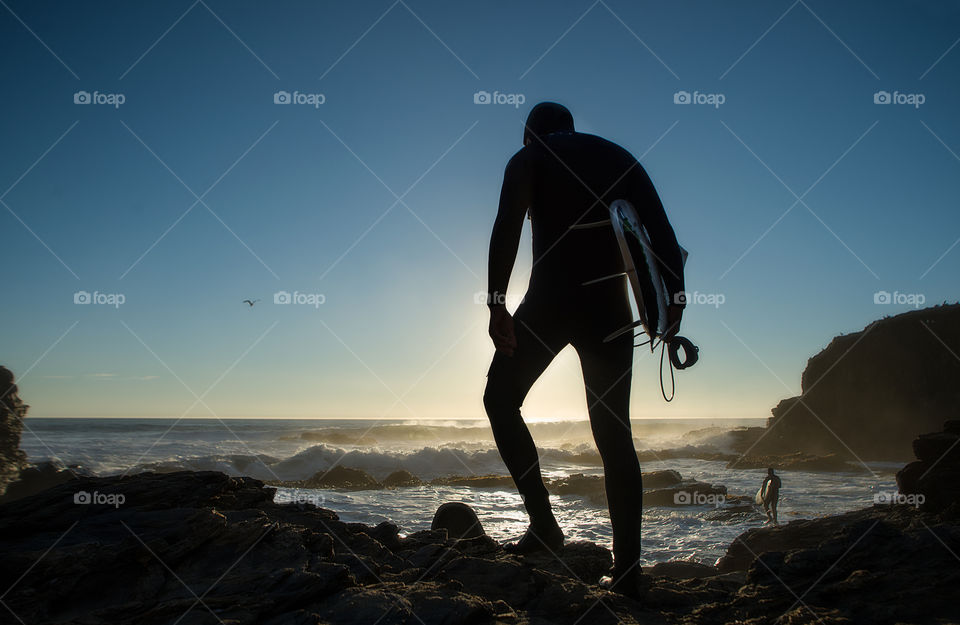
649,560 -> 719,579
1,469 -> 956,625
644,481 -> 727,507
428,474 -> 515,488
431,501 -> 485,539
726,452 -> 866,472
0,460 -> 88,503
303,465 -> 382,490
897,422 -> 960,513
381,469 -> 423,488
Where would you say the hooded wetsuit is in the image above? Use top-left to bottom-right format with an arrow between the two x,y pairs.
483,103 -> 686,571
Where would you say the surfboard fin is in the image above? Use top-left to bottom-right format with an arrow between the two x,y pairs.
581,272 -> 626,286
568,219 -> 612,230
603,320 -> 644,343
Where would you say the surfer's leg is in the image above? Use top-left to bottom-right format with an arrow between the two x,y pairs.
483,304 -> 565,526
574,332 -> 642,576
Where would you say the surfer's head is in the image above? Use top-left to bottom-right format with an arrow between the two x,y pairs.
767,467 -> 775,475
523,102 -> 574,146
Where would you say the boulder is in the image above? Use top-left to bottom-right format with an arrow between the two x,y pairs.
303,465 -> 382,490
0,460 -> 86,503
381,469 -> 423,488
431,501 -> 485,539
897,422 -> 960,512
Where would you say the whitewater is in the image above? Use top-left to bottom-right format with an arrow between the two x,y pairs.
19,417 -> 901,567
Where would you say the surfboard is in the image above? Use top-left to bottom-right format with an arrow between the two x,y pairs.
755,481 -> 772,505
569,199 -> 687,349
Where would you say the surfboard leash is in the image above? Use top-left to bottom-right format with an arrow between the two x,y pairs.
635,334 -> 699,401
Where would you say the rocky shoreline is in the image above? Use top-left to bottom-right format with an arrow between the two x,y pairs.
1,462 -> 957,625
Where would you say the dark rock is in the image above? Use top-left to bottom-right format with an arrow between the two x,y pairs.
303,465 -> 382,490
726,451 -> 865,472
546,472 -> 606,504
749,304 -> 960,461
0,366 -> 28,497
431,501 -> 485,539
643,469 -> 684,488
649,560 -> 719,579
381,469 -> 423,488
514,540 -> 612,583
912,431 -> 960,465
370,520 -> 402,551
644,481 -> 727,507
1,469 -> 957,625
438,556 -> 536,606
898,422 -> 960,512
0,460 -> 86,503
428,474 -> 515,488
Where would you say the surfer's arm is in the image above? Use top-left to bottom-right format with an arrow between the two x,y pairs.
487,151 -> 532,306
629,164 -> 686,308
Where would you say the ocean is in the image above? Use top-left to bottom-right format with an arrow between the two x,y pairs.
18,417 -> 902,567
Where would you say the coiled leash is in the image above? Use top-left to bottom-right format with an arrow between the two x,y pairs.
569,199 -> 699,401
632,333 -> 699,401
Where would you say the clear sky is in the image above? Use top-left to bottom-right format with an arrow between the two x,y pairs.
2,1 -> 958,420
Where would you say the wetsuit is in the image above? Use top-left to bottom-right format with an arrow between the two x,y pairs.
483,129 -> 686,570
763,474 -> 782,523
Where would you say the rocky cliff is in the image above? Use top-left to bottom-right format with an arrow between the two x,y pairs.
0,366 -> 28,496
753,303 -> 960,461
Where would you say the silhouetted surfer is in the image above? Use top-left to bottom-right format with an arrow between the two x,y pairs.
483,102 -> 686,596
761,468 -> 781,524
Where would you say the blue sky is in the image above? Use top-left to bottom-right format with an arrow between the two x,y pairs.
1,1 -> 958,419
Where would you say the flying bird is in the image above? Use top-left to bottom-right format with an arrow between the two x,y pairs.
242,299 -> 260,307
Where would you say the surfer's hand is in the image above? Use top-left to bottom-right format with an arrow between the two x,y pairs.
489,305 -> 517,356
662,305 -> 683,343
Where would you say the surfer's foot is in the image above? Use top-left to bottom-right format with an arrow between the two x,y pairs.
598,567 -> 645,599
503,522 -> 564,554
